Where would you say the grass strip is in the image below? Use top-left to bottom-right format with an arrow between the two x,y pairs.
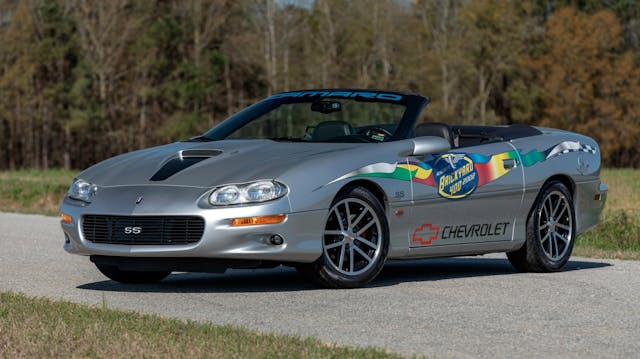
575,209 -> 640,260
0,292 -> 403,359
573,169 -> 640,259
0,169 -> 74,216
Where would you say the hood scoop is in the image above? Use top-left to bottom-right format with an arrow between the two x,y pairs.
150,149 -> 223,181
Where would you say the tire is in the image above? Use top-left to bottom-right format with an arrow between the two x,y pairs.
95,264 -> 170,284
297,186 -> 389,288
507,180 -> 576,272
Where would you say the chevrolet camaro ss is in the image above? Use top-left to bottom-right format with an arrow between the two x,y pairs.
60,89 -> 608,288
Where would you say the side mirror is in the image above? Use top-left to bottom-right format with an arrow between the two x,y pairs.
411,136 -> 451,156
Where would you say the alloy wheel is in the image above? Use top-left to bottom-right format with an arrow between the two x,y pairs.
538,190 -> 573,261
323,198 -> 383,275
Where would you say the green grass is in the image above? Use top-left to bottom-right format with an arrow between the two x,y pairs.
0,169 -> 75,216
574,168 -> 640,260
0,292 -> 402,358
0,168 -> 639,259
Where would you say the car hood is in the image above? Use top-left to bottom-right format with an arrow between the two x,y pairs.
79,140 -> 365,188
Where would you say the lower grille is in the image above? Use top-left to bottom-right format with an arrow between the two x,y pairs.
82,215 -> 205,245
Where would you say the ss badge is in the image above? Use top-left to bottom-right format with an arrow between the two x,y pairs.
394,191 -> 405,199
124,226 -> 142,235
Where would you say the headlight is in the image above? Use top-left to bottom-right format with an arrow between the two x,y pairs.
68,179 -> 98,203
209,180 -> 287,206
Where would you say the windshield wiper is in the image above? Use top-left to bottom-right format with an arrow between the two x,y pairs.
268,137 -> 307,142
184,135 -> 215,142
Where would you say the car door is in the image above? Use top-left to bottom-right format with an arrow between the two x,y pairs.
407,141 -> 524,250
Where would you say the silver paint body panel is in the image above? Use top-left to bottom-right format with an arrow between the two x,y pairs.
61,128 -> 607,264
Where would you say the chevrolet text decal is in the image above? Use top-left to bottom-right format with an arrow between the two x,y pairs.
411,222 -> 510,247
267,91 -> 403,102
441,222 -> 510,239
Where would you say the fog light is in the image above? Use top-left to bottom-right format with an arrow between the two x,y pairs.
270,235 -> 284,245
60,213 -> 73,224
230,214 -> 286,227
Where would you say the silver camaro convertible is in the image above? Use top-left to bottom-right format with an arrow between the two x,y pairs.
60,89 -> 607,288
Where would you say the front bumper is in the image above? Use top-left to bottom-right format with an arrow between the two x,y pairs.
60,185 -> 325,263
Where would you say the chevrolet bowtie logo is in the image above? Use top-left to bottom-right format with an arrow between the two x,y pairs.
577,156 -> 590,175
412,224 -> 440,246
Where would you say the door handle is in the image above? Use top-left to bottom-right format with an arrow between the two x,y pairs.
503,159 -> 516,169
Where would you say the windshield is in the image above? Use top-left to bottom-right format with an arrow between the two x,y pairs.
202,91 -> 410,143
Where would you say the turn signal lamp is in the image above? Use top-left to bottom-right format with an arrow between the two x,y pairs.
231,214 -> 287,227
60,213 -> 73,224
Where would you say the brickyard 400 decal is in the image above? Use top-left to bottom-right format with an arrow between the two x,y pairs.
334,141 -> 596,200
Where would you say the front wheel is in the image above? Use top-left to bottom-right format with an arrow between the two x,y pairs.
507,180 -> 576,272
297,186 -> 389,288
95,264 -> 170,284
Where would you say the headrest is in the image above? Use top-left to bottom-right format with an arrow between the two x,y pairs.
312,121 -> 353,141
416,122 -> 455,147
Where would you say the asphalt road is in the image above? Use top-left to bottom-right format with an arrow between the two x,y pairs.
0,212 -> 638,358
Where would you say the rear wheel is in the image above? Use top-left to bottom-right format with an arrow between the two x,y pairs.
507,181 -> 575,272
95,264 -> 170,284
297,187 -> 389,288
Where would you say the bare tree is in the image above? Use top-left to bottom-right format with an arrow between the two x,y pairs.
417,0 -> 463,115
316,0 -> 337,88
72,0 -> 138,104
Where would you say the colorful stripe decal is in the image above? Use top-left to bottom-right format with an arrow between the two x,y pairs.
336,141 -> 596,200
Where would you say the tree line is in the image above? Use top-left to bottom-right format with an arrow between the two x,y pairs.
1,0 -> 639,170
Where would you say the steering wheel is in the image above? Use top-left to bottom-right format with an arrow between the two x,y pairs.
364,127 -> 393,142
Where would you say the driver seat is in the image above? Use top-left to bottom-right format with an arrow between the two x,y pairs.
312,121 -> 353,141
